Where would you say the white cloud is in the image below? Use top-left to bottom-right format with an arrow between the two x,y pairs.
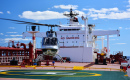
74,10 -> 86,17
93,18 -> 98,20
7,11 -> 11,14
5,35 -> 8,36
0,12 -> 3,14
119,27 -> 122,29
19,11 -> 67,20
82,8 -> 87,11
0,38 -> 32,43
10,35 -> 22,37
83,7 -> 119,13
125,27 -> 130,29
127,0 -> 130,7
127,8 -> 130,11
105,39 -> 119,41
109,35 -> 117,37
4,38 -> 32,42
7,32 -> 17,33
0,33 -> 4,35
9,27 -> 15,29
111,39 -> 119,40
84,7 -> 130,20
19,9 -> 86,20
116,43 -> 126,44
54,5 -> 78,9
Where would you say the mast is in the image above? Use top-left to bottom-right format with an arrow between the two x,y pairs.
63,8 -> 79,18
81,16 -> 88,47
63,8 -> 79,26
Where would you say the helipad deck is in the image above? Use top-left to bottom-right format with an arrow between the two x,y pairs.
0,70 -> 129,80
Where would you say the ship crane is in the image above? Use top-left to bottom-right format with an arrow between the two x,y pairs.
93,30 -> 120,58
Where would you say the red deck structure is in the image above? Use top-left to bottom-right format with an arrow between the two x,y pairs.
0,42 -> 43,65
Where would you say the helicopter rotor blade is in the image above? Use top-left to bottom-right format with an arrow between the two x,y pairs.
0,18 -> 60,27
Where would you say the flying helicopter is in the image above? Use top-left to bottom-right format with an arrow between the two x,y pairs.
0,18 -> 62,62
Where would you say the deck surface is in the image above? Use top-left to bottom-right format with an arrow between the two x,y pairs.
0,69 -> 130,80
0,62 -> 129,80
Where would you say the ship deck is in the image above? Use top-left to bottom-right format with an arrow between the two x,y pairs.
0,62 -> 129,80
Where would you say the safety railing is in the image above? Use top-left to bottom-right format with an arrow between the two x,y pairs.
0,56 -> 29,63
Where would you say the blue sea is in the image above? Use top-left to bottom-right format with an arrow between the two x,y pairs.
127,56 -> 130,60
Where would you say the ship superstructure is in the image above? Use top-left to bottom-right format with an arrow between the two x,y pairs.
22,8 -> 120,62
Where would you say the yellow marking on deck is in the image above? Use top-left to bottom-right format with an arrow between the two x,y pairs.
0,78 -> 48,80
73,66 -> 84,70
124,75 -> 128,76
0,72 -> 7,74
92,73 -> 102,76
25,72 -> 102,77
1,70 -> 102,77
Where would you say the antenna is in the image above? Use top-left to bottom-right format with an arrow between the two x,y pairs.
63,8 -> 79,18
81,15 -> 88,27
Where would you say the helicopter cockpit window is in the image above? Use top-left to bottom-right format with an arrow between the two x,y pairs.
42,37 -> 58,45
46,31 -> 57,37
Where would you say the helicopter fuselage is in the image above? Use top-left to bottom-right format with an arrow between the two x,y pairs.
41,32 -> 59,56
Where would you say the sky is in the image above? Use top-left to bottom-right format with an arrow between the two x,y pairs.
0,0 -> 130,56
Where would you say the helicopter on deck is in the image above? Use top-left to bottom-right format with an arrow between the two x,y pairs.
42,27 -> 59,56
0,8 -> 79,62
0,18 -> 61,62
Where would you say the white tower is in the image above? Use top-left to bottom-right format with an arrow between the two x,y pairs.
27,26 -> 39,59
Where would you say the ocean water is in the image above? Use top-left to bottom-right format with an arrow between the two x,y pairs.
127,56 -> 130,60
